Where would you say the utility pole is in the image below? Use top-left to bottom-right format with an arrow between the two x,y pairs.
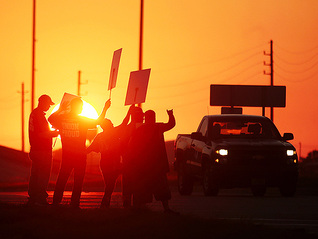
264,40 -> 274,121
31,0 -> 36,111
138,0 -> 144,108
18,83 -> 28,152
77,71 -> 87,96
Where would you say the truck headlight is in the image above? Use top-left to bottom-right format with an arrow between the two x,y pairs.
216,149 -> 228,156
286,149 -> 297,164
286,149 -> 296,157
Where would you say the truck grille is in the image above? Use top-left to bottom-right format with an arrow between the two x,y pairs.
228,147 -> 285,167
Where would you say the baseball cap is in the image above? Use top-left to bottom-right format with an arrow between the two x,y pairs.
38,94 -> 55,105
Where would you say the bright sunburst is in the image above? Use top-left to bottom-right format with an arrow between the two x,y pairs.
51,100 -> 98,119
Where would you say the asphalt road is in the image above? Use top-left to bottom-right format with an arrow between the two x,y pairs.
1,187 -> 318,235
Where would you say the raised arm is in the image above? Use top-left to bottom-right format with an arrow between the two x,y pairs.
96,99 -> 111,125
118,105 -> 134,127
160,109 -> 176,132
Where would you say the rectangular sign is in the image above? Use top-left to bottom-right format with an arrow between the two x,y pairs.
59,92 -> 81,113
125,69 -> 151,105
108,48 -> 122,91
210,85 -> 286,107
221,107 -> 243,114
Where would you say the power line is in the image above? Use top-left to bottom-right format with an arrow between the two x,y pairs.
151,53 -> 263,89
156,43 -> 266,73
275,53 -> 318,66
275,44 -> 318,55
275,71 -> 318,83
275,61 -> 318,74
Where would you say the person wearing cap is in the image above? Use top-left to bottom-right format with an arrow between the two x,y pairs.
28,94 -> 59,206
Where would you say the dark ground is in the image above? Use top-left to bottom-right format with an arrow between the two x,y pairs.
0,202 -> 317,239
1,145 -> 318,238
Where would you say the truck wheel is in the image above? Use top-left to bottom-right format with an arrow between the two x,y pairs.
202,168 -> 219,196
177,164 -> 193,195
251,185 -> 266,197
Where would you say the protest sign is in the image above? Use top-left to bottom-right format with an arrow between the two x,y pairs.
125,68 -> 151,105
59,92 -> 81,113
108,48 -> 122,91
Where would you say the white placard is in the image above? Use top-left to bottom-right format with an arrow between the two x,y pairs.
125,69 -> 151,105
108,48 -> 122,91
59,92 -> 81,113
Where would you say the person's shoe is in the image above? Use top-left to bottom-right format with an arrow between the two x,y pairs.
123,200 -> 131,209
24,198 -> 36,207
36,199 -> 50,206
69,203 -> 81,210
100,204 -> 110,209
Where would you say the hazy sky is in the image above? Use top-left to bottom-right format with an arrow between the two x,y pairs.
1,0 -> 318,157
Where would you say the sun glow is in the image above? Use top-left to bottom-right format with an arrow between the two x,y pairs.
51,101 -> 99,119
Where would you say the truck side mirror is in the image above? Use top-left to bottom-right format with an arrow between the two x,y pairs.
191,132 -> 204,141
283,133 -> 294,141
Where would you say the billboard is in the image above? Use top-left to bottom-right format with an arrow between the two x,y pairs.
210,85 -> 286,107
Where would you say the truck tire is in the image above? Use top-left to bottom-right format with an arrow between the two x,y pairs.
202,168 -> 219,196
177,163 -> 193,195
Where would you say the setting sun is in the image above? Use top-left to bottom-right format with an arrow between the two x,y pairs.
51,101 -> 99,119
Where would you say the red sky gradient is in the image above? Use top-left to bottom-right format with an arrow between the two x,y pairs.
1,1 -> 318,158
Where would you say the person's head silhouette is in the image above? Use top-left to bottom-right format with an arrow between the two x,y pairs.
131,106 -> 144,124
145,110 -> 156,124
70,98 -> 83,115
100,118 -> 114,131
38,94 -> 54,112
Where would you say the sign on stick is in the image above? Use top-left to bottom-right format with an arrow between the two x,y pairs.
108,48 -> 122,91
59,92 -> 81,113
125,69 -> 151,105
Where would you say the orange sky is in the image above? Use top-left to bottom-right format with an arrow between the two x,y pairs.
1,1 -> 318,158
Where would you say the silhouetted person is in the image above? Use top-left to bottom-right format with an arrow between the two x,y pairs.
28,94 -> 59,206
49,98 -> 110,209
87,107 -> 132,208
120,106 -> 144,208
128,109 -> 176,213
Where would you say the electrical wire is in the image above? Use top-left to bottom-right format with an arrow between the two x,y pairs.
158,43 -> 266,73
276,44 -> 318,55
151,53 -> 263,89
275,61 -> 318,74
275,52 -> 318,65
275,71 -> 317,83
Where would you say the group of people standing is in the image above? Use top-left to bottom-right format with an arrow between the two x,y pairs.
28,94 -> 176,213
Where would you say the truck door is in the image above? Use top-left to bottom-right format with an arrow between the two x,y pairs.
190,117 -> 208,174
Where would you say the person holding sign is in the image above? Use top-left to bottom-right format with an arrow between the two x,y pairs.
86,106 -> 133,208
49,98 -> 110,209
128,109 -> 176,213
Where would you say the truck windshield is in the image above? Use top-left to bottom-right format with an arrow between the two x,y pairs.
209,119 -> 281,139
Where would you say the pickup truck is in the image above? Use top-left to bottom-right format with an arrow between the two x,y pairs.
174,114 -> 298,197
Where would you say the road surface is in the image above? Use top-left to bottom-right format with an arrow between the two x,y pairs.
1,187 -> 318,234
